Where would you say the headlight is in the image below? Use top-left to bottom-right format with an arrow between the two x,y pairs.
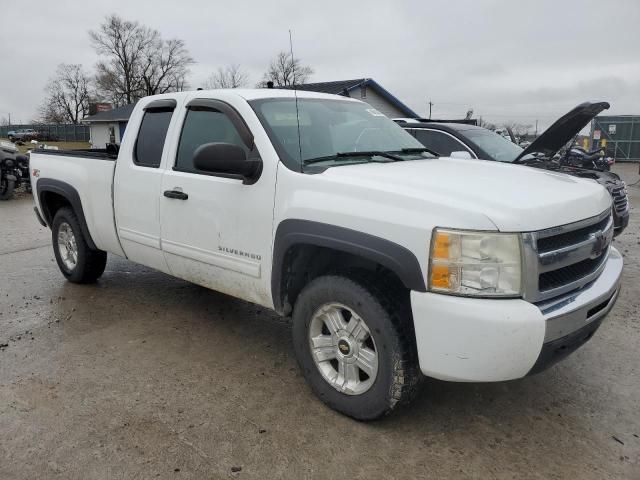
3,159 -> 14,167
429,229 -> 522,297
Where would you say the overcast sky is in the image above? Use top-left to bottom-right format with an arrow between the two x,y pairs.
1,0 -> 638,130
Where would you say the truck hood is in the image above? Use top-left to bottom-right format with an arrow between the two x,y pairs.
323,157 -> 611,232
521,162 -> 623,190
514,101 -> 610,162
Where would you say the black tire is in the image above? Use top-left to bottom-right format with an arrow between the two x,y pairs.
52,207 -> 107,283
292,275 -> 421,420
0,176 -> 15,200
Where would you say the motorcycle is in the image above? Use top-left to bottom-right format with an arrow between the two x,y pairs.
559,145 -> 614,171
0,141 -> 30,200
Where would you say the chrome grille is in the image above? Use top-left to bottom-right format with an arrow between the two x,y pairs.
522,209 -> 614,302
610,185 -> 628,215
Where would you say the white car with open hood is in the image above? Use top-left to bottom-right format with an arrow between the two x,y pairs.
30,89 -> 622,420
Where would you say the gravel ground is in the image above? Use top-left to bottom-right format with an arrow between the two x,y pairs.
1,165 -> 639,479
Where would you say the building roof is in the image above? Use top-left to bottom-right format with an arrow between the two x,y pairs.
83,103 -> 137,123
81,80 -> 419,123
280,78 -> 418,117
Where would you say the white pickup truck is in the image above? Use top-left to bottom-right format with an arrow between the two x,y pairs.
30,89 -> 622,420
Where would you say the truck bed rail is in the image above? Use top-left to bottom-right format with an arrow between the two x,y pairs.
31,148 -> 117,160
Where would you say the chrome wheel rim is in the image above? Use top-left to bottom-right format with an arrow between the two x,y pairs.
308,303 -> 378,395
57,222 -> 78,270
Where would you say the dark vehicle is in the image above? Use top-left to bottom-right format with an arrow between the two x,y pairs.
397,102 -> 629,235
560,146 -> 614,171
35,131 -> 60,142
0,141 -> 30,200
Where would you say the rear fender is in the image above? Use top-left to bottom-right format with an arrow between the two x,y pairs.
36,178 -> 98,250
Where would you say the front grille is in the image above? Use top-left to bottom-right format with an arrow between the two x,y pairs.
537,215 -> 609,253
539,256 -> 606,292
524,209 -> 613,302
611,186 -> 628,215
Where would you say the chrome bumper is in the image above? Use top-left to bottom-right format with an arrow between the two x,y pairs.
536,246 -> 623,342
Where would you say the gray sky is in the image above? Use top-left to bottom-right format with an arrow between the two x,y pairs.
1,0 -> 639,130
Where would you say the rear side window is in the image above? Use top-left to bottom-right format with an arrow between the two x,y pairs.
412,129 -> 472,157
175,109 -> 249,173
134,109 -> 174,168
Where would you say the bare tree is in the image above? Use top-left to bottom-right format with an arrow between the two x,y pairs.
0,116 -> 9,126
478,117 -> 497,131
90,14 -> 193,106
258,51 -> 313,87
502,121 -> 533,139
205,64 -> 249,89
39,64 -> 92,124
140,38 -> 194,96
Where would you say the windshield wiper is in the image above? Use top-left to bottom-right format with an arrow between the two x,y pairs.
303,151 -> 404,165
393,147 -> 440,157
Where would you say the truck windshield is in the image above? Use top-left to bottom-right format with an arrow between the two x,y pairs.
250,97 -> 427,171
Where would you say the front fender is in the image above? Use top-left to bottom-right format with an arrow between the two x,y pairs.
271,219 -> 426,312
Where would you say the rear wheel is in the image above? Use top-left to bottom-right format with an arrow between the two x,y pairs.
0,176 -> 15,200
292,275 -> 421,420
52,207 -> 107,283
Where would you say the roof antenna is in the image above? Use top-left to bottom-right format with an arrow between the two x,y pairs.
289,29 -> 303,171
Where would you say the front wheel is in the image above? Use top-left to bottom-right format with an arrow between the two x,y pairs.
292,275 -> 420,420
52,207 -> 107,283
0,176 -> 15,200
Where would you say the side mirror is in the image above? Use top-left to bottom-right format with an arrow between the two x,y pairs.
193,142 -> 262,184
450,151 -> 472,159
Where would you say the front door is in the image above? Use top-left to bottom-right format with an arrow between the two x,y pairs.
159,96 -> 276,307
113,100 -> 177,273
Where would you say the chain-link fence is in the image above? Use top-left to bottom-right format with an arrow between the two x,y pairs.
0,124 -> 89,142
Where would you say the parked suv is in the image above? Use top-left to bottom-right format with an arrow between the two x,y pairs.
396,102 -> 629,235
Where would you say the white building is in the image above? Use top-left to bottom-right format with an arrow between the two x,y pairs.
281,78 -> 419,118
82,103 -> 137,149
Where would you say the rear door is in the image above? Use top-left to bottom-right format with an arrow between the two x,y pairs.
113,98 -> 178,273
159,94 -> 277,307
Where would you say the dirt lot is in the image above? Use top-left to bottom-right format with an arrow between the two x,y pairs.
1,165 -> 639,479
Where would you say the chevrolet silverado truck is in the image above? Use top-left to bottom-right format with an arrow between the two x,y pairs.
30,89 -> 623,420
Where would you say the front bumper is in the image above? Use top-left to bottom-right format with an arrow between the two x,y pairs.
410,246 -> 623,382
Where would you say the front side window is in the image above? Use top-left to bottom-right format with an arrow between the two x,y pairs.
462,128 -> 524,162
134,109 -> 174,167
412,130 -> 473,157
250,98 -> 426,171
175,108 -> 249,173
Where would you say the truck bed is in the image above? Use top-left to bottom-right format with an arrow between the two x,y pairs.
30,149 -> 125,258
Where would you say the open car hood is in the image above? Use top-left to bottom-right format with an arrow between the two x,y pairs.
514,102 -> 610,162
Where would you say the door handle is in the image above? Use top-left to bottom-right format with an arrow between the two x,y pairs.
163,190 -> 188,200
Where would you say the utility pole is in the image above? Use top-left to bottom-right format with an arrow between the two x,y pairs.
535,119 -> 538,137
428,100 -> 434,120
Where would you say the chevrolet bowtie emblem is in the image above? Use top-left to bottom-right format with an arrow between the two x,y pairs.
590,230 -> 607,259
